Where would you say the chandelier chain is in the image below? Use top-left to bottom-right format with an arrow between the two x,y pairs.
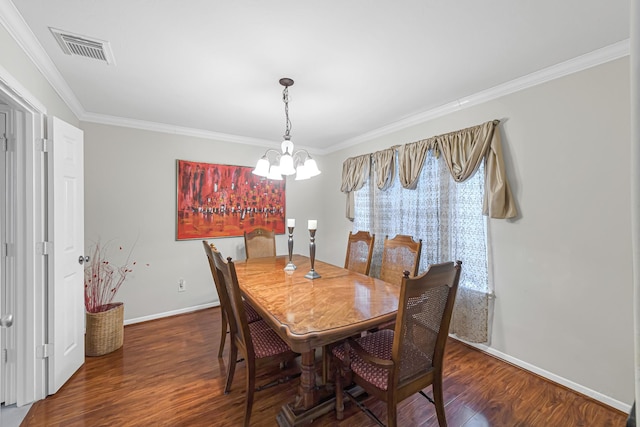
283,86 -> 292,139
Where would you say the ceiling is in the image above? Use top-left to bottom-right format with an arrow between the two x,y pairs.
5,0 -> 630,153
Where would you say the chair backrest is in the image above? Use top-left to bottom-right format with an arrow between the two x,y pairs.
392,261 -> 461,386
344,231 -> 375,275
244,228 -> 276,258
208,244 -> 255,359
203,240 -> 228,308
379,234 -> 422,286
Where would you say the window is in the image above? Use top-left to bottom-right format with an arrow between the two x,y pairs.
353,151 -> 491,342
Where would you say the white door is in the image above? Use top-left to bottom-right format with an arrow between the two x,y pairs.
47,117 -> 85,394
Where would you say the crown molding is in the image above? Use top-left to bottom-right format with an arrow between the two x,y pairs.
81,112 -> 276,147
81,111 -> 320,155
325,39 -> 630,154
0,0 -> 85,118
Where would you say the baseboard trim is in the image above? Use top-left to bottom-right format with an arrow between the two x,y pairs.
454,337 -> 631,414
123,302 -> 220,326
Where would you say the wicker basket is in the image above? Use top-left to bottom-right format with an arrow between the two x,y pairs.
85,302 -> 124,356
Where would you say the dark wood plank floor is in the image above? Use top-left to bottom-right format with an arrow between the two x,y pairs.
22,307 -> 626,426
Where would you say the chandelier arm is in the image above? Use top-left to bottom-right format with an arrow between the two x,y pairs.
292,149 -> 312,165
262,148 -> 283,162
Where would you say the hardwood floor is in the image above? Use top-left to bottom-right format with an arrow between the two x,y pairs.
22,307 -> 625,426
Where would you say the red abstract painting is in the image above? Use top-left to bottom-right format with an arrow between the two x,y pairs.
176,160 -> 286,239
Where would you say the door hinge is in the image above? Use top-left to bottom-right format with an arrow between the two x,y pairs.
3,348 -> 15,363
1,133 -> 6,152
38,241 -> 52,256
37,343 -> 52,359
3,133 -> 16,152
3,242 -> 14,257
39,137 -> 48,152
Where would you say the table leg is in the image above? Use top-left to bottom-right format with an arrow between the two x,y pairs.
277,348 -> 337,426
297,349 -> 318,410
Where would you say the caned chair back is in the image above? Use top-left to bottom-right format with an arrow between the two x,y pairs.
380,234 -> 422,286
344,231 -> 375,275
209,245 -> 255,360
393,261 -> 461,387
244,228 -> 276,258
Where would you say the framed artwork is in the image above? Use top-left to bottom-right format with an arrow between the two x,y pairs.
176,160 -> 286,240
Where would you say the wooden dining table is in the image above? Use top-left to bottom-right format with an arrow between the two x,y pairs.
234,254 -> 400,426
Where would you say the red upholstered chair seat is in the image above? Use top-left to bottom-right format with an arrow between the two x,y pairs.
249,320 -> 292,358
333,330 -> 393,390
243,300 -> 262,324
333,329 -> 435,391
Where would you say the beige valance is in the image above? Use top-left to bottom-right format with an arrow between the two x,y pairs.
340,120 -> 517,219
436,120 -> 516,218
372,148 -> 396,190
341,154 -> 371,220
398,138 -> 437,189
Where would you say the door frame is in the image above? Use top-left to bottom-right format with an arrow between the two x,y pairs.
0,104 -> 17,406
0,67 -> 47,405
0,106 -> 7,405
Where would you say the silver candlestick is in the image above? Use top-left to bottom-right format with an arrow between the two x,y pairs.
284,226 -> 296,271
304,228 -> 321,279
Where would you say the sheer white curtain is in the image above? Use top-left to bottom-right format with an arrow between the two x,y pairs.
353,152 -> 492,343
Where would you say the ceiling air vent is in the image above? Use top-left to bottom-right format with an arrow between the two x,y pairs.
49,28 -> 115,65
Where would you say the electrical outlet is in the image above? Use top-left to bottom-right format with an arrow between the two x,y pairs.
178,278 -> 186,292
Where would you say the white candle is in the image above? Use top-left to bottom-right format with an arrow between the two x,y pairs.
308,219 -> 317,230
287,218 -> 295,227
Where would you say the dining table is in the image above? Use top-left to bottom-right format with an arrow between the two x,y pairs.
234,254 -> 400,426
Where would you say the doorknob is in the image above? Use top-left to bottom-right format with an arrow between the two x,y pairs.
78,255 -> 90,265
0,314 -> 13,328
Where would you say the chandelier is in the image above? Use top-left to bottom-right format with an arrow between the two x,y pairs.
252,78 -> 321,181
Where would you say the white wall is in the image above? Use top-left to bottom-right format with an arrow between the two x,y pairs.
320,58 -> 633,408
81,123 -> 326,322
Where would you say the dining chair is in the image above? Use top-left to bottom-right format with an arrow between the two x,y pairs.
379,234 -> 422,286
208,244 -> 299,427
321,231 -> 376,384
332,261 -> 462,427
202,241 -> 261,358
243,227 -> 276,258
344,230 -> 375,275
